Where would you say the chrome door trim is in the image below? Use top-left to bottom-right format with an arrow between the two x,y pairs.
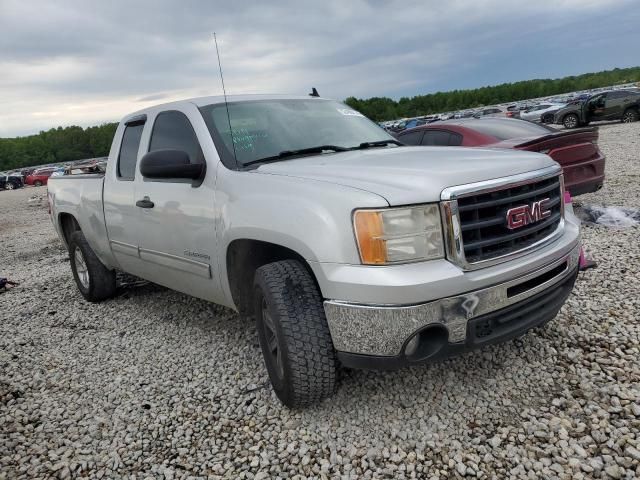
138,248 -> 212,279
110,240 -> 140,257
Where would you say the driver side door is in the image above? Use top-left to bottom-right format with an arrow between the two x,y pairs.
603,91 -> 626,119
588,93 -> 607,121
133,106 -> 223,304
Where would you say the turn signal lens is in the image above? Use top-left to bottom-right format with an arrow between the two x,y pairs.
353,210 -> 387,264
353,204 -> 444,265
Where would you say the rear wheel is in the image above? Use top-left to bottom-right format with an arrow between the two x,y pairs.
5,182 -> 14,190
253,260 -> 337,408
34,180 -> 42,187
563,113 -> 579,129
68,231 -> 116,302
622,109 -> 638,123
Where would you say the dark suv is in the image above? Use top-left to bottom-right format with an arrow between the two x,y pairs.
553,89 -> 640,128
0,173 -> 24,190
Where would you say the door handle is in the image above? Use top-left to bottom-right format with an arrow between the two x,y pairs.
136,196 -> 154,208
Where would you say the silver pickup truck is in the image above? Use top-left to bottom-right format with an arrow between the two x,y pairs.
48,95 -> 581,407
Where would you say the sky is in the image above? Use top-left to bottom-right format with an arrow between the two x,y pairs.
1,0 -> 639,137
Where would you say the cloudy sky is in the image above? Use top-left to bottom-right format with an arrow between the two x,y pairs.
1,0 -> 638,137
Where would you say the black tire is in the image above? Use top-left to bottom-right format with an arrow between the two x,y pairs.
253,260 -> 337,408
622,108 -> 638,123
563,113 -> 579,129
34,180 -> 42,187
5,182 -> 14,190
68,231 -> 116,302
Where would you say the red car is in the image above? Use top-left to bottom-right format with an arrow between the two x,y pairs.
25,167 -> 56,187
397,118 -> 605,196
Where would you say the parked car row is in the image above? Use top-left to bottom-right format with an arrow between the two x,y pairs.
395,117 -> 605,196
383,86 -> 640,135
0,158 -> 108,191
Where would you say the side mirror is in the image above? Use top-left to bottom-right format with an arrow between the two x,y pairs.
140,149 -> 205,185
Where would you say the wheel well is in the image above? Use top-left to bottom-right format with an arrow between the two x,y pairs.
226,239 -> 318,317
59,213 -> 81,247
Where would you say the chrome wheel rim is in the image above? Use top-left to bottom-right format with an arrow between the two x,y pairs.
5,183 -> 13,190
74,247 -> 90,289
622,112 -> 634,123
565,116 -> 577,128
261,297 -> 284,380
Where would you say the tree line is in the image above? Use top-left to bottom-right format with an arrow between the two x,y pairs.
0,123 -> 117,172
2,66 -> 639,171
344,66 -> 640,121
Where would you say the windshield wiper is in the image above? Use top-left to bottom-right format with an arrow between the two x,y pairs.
355,140 -> 403,149
243,145 -> 349,167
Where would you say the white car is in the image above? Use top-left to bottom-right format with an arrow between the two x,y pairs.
520,104 -> 566,122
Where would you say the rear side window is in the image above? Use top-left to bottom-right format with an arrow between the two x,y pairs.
422,130 -> 452,146
118,124 -> 144,180
448,132 -> 463,146
399,130 -> 425,145
149,111 -> 204,164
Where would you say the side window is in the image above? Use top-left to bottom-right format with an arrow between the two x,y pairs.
448,132 -> 463,146
149,111 -> 204,164
398,130 -> 425,146
117,123 -> 144,180
422,130 -> 451,146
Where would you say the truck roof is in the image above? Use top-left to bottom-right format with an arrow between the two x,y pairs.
124,94 -> 324,122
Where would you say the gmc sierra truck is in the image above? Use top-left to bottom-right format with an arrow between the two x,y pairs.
48,95 -> 581,407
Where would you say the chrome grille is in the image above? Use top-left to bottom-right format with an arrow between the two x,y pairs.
441,167 -> 565,270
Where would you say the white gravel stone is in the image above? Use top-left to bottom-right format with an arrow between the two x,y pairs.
1,121 -> 639,479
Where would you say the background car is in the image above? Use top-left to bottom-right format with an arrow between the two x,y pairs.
25,167 -> 56,186
473,106 -> 519,119
396,118 -> 605,196
520,103 -> 566,122
553,89 -> 640,128
0,173 -> 24,190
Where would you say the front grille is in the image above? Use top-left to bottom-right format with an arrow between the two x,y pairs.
456,175 -> 562,263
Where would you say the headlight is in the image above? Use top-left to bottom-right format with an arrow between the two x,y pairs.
353,204 -> 444,265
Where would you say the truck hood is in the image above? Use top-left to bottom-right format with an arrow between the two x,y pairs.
254,146 -> 558,205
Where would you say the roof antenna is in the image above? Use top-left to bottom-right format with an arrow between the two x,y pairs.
213,33 -> 238,168
309,87 -> 320,97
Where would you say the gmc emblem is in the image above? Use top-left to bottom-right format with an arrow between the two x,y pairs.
506,198 -> 551,230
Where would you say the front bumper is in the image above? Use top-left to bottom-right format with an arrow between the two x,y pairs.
323,242 -> 580,364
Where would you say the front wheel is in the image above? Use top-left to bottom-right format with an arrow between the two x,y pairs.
563,113 -> 579,129
622,109 -> 638,123
253,260 -> 337,408
5,182 -> 14,190
68,231 -> 116,302
34,180 -> 42,187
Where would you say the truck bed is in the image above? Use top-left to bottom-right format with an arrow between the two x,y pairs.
48,174 -> 115,269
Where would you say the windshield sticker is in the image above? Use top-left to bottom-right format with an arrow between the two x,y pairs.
230,128 -> 268,151
337,108 -> 364,117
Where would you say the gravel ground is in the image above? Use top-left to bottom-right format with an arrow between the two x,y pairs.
1,121 -> 639,479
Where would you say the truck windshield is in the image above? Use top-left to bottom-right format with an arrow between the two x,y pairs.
200,99 -> 394,168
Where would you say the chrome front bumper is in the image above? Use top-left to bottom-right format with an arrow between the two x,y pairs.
324,242 -> 580,357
